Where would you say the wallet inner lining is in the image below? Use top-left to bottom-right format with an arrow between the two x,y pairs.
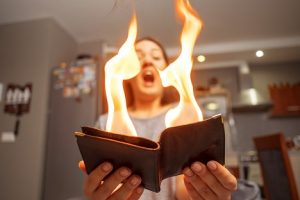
81,126 -> 159,149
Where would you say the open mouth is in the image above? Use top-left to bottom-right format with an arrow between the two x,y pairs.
142,70 -> 155,83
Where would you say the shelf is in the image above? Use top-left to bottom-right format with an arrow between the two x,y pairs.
232,103 -> 273,113
269,112 -> 300,119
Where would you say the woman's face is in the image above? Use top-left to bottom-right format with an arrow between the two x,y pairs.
129,40 -> 168,100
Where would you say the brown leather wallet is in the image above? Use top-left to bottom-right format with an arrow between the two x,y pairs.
74,114 -> 225,192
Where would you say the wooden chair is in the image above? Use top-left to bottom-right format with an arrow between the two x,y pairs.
253,133 -> 299,200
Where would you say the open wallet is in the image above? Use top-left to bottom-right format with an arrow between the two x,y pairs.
74,114 -> 225,192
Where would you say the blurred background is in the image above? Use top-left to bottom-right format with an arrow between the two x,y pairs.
0,0 -> 299,199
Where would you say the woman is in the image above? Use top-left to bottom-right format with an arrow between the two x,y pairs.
79,37 -> 237,200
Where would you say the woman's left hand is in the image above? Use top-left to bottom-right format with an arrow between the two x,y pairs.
181,161 -> 237,200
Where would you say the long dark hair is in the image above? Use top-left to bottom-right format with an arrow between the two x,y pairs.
124,37 -> 179,107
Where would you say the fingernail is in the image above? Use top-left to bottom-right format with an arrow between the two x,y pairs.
184,168 -> 194,177
102,162 -> 112,172
120,168 -> 131,177
78,161 -> 84,168
136,187 -> 144,194
130,176 -> 140,185
191,163 -> 202,172
207,161 -> 217,171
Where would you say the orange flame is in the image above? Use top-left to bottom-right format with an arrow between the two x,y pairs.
160,0 -> 203,127
105,14 -> 140,136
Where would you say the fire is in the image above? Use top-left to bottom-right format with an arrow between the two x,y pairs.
104,14 -> 140,136
104,0 -> 204,134
159,0 -> 204,127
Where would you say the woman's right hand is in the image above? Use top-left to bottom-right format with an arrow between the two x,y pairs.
79,160 -> 144,200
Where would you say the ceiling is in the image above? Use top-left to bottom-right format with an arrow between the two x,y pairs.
1,0 -> 300,64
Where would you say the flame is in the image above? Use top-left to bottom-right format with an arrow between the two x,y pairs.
160,0 -> 203,127
105,14 -> 140,136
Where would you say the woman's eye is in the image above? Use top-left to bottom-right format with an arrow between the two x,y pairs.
153,56 -> 162,60
137,53 -> 144,60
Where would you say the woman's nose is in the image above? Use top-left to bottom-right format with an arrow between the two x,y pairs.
141,61 -> 152,69
142,53 -> 154,63
140,56 -> 153,68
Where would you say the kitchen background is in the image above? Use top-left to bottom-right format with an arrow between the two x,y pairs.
0,0 -> 299,199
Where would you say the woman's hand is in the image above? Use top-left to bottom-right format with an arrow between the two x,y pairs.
79,160 -> 144,200
177,161 -> 237,200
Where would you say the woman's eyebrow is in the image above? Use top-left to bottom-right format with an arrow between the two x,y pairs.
151,49 -> 163,55
136,48 -> 161,55
151,48 -> 161,52
136,48 -> 160,52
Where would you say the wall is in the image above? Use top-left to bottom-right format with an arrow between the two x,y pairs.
43,39 -> 102,200
77,40 -> 104,116
234,61 -> 300,152
193,61 -> 300,152
0,18 -> 77,200
251,61 -> 300,99
193,67 -> 240,102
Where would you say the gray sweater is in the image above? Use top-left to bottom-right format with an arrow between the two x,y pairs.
96,112 -> 176,200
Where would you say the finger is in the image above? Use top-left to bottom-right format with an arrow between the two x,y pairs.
93,167 -> 132,199
78,160 -> 86,173
184,166 -> 217,199
207,161 -> 237,191
183,175 -> 204,200
191,162 -> 231,198
109,175 -> 142,200
84,162 -> 113,197
128,186 -> 144,200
